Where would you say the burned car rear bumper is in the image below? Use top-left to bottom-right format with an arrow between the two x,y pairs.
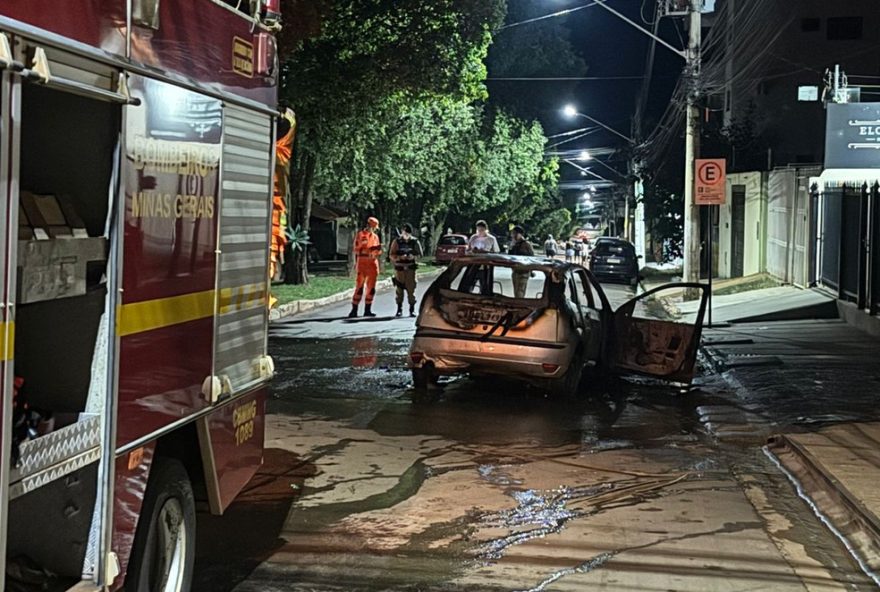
410,330 -> 574,380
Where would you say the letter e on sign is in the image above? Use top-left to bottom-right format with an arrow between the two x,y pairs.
695,159 -> 727,206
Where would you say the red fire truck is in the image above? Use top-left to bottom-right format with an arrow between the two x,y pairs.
0,1 -> 281,590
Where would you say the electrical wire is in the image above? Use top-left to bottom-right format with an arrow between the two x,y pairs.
548,127 -> 595,139
498,1 -> 601,31
638,0 -> 794,171
546,128 -> 602,149
487,76 -> 647,81
640,0 -> 657,26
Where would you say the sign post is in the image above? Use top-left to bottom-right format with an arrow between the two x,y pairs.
695,158 -> 727,327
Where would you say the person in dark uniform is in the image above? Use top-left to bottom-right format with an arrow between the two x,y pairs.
390,223 -> 423,317
509,225 -> 534,298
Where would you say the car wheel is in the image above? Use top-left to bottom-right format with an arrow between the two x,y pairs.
124,458 -> 195,592
549,355 -> 584,398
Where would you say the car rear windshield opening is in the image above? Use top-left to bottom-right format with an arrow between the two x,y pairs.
439,236 -> 467,246
594,243 -> 633,256
443,264 -> 550,301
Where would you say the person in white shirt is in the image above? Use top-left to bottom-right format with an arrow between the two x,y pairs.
544,235 -> 558,258
467,220 -> 500,254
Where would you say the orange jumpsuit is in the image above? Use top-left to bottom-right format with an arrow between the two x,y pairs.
352,229 -> 381,307
270,109 -> 296,284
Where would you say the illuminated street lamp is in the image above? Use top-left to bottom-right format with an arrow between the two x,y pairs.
577,150 -> 592,162
561,104 -> 634,144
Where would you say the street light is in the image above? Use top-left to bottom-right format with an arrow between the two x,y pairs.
561,104 -> 634,145
577,149 -> 592,162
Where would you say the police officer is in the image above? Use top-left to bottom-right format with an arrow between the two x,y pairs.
390,223 -> 423,317
349,216 -> 382,318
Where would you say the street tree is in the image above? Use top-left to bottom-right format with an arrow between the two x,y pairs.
279,0 -> 505,283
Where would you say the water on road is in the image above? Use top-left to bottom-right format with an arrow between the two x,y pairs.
192,280 -> 872,592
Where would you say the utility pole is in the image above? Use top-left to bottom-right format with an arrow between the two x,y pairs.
682,0 -> 702,294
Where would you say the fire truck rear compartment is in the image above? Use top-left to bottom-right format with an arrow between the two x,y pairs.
6,83 -> 118,583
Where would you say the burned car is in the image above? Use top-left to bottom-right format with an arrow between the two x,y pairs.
409,255 -> 707,395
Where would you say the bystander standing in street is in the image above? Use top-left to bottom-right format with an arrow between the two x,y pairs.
509,225 -> 535,298
565,240 -> 574,263
467,220 -> 499,294
544,234 -> 557,259
467,220 -> 500,254
390,223 -> 423,317
573,239 -> 584,265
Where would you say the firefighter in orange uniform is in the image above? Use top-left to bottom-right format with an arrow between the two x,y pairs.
349,217 -> 382,318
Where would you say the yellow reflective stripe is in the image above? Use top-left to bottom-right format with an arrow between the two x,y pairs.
117,290 -> 216,337
218,283 -> 267,315
0,321 -> 14,361
116,284 -> 268,336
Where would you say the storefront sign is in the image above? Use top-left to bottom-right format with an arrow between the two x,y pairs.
825,102 -> 880,169
695,159 -> 726,205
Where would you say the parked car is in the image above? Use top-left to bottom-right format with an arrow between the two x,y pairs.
434,234 -> 469,265
589,237 -> 640,286
409,255 -> 707,395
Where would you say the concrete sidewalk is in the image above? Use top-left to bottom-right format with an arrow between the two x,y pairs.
701,316 -> 880,584
679,285 -> 838,323
767,423 -> 880,584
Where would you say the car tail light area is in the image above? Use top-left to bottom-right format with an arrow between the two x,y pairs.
542,363 -> 560,374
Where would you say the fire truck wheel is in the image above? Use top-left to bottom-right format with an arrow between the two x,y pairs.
125,458 -> 196,592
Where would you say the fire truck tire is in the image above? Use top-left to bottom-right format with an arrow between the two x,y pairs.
125,458 -> 196,592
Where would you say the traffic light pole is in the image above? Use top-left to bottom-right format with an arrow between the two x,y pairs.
683,0 -> 702,296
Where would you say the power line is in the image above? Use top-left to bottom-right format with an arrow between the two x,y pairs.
498,1 -> 601,31
488,76 -> 646,81
546,129 -> 602,149
548,127 -> 594,139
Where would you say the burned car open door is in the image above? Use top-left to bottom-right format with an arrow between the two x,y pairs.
609,284 -> 708,383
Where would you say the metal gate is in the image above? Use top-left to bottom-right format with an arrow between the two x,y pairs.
766,167 -> 819,287
791,172 -> 812,288
839,186 -> 865,304
731,186 -> 745,278
767,170 -> 794,282
213,104 -> 274,396
866,183 -> 880,315
819,189 -> 842,291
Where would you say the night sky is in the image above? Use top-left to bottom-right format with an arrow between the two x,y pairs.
488,0 -> 690,192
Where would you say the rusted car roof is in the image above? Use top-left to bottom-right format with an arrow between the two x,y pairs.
451,253 -> 576,273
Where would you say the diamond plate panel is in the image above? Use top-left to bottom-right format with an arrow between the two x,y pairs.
9,414 -> 102,500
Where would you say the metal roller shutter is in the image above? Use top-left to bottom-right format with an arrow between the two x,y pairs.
214,104 -> 273,395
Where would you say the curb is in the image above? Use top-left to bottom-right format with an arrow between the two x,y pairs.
269,269 -> 444,322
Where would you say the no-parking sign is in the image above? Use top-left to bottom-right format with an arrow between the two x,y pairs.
695,159 -> 726,205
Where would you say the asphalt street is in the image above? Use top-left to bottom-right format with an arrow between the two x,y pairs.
191,276 -> 873,592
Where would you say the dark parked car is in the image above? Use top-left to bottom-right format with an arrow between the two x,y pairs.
409,255 -> 707,395
589,238 -> 640,286
434,234 -> 468,265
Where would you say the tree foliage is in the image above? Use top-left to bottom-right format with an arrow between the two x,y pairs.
486,1 -> 587,121
278,0 -> 562,281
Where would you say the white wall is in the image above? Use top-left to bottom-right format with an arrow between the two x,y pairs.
718,172 -> 766,278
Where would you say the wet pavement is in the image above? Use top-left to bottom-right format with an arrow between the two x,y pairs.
192,281 -> 875,591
